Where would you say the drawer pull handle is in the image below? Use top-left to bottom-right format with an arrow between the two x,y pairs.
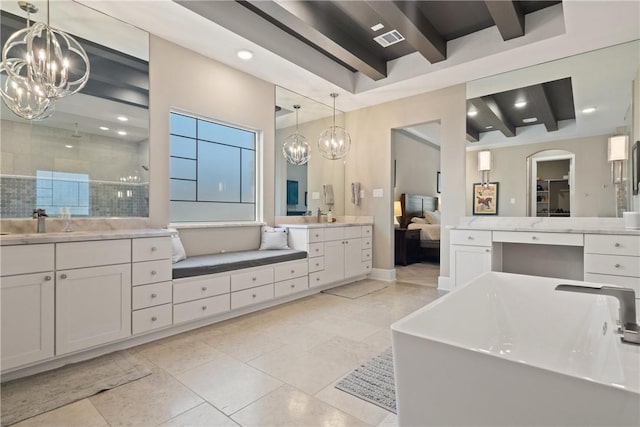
252,277 -> 257,281
532,236 -> 538,240
614,243 -> 621,247
468,236 -> 474,240
291,270 -> 295,274
151,270 -> 157,275
202,306 -> 207,311
316,277 -> 320,281
485,249 -> 491,253
291,284 -> 295,288
201,286 -> 207,291
60,274 -> 67,279
44,275 -> 52,281
615,264 -> 621,268
151,246 -> 157,252
151,316 -> 157,322
315,234 -> 319,237
252,293 -> 257,298
151,293 -> 157,298
315,249 -> 319,252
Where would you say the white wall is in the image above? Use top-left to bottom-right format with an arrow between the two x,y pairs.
633,66 -> 640,212
393,130 -> 441,200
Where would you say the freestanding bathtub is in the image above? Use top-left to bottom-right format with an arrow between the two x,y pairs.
391,271 -> 640,426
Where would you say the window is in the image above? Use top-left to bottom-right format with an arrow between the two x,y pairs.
169,112 -> 257,222
36,171 -> 89,216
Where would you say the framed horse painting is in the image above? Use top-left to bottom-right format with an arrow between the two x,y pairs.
472,182 -> 499,215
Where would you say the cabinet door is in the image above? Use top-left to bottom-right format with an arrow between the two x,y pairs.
322,239 -> 345,285
1,272 -> 54,370
56,264 -> 131,355
451,245 -> 492,288
344,238 -> 364,279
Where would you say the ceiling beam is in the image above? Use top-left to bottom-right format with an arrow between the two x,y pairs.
365,1 -> 446,63
242,0 -> 387,81
484,1 -> 525,41
469,97 -> 516,137
528,84 -> 558,132
466,127 -> 479,143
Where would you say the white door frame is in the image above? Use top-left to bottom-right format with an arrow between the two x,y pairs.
529,153 -> 575,216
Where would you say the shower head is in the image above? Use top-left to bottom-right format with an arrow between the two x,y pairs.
141,165 -> 149,171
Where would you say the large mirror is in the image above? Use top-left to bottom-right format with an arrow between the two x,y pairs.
275,86 -> 345,217
464,40 -> 639,217
0,0 -> 149,218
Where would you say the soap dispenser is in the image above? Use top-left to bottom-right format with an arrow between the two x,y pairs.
327,209 -> 333,223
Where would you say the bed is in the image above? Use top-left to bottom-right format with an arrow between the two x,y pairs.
400,193 -> 440,260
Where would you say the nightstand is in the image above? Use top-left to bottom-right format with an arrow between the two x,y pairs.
395,228 -> 421,266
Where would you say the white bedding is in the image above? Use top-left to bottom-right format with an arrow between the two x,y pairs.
407,223 -> 441,241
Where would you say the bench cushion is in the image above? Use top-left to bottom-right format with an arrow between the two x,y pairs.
172,249 -> 308,279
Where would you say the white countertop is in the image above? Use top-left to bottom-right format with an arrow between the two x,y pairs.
451,217 -> 640,236
279,222 -> 373,229
0,229 -> 173,245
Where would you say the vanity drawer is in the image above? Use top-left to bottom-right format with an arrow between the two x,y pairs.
309,271 -> 328,288
231,267 -> 273,292
132,237 -> 172,262
450,230 -> 492,247
231,284 -> 274,310
132,303 -> 172,335
362,249 -> 372,262
274,260 -> 308,282
344,226 -> 362,239
492,231 -> 583,247
132,259 -> 172,286
57,239 -> 131,270
363,262 -> 372,274
308,256 -> 325,273
173,294 -> 229,324
584,254 -> 640,277
1,244 -> 54,276
584,235 -> 640,256
308,229 -> 325,243
362,226 -> 373,237
173,275 -> 230,304
362,237 -> 372,250
308,242 -> 324,257
325,227 -> 345,241
274,276 -> 308,298
132,281 -> 172,310
584,273 -> 640,293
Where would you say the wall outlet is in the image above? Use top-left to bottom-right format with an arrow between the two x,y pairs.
373,188 -> 384,198
510,198 -> 516,204
311,192 -> 320,200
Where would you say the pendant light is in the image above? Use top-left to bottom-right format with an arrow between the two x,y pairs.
318,93 -> 351,160
1,1 -> 90,120
283,104 -> 311,165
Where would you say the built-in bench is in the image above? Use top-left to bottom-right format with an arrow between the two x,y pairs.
172,249 -> 307,279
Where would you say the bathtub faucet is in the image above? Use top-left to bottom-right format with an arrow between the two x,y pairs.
555,284 -> 639,345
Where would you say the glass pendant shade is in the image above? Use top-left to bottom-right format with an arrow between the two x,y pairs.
283,104 -> 311,165
318,93 -> 351,160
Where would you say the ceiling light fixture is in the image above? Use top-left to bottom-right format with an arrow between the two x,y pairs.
237,49 -> 253,60
0,1 -> 90,120
282,104 -> 311,165
514,101 -> 527,108
523,117 -> 538,123
117,130 -> 127,136
99,126 -> 109,130
467,110 -> 478,117
485,125 -> 493,129
371,23 -> 384,32
117,115 -> 128,122
65,144 -> 73,148
582,107 -> 597,114
318,93 -> 351,160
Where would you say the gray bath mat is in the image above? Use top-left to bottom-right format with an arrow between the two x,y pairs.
335,347 -> 396,413
1,350 -> 151,426
322,280 -> 388,299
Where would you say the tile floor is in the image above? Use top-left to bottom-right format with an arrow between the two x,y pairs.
11,264 -> 441,427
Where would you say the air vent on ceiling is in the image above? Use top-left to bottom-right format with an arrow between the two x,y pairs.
374,30 -> 405,47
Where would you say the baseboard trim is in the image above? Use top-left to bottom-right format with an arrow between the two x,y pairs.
370,268 -> 395,282
438,276 -> 453,292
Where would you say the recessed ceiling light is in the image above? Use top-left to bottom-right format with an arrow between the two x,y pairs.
582,107 -> 597,114
117,116 -> 128,122
514,101 -> 527,108
485,125 -> 493,129
65,144 -> 73,149
237,49 -> 253,60
523,117 -> 538,123
371,23 -> 384,32
99,126 -> 109,131
117,130 -> 127,136
467,110 -> 478,117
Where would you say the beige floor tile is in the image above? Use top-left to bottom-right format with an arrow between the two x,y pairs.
231,384 -> 367,427
160,402 -> 239,427
315,381 -> 391,426
377,412 -> 398,427
307,336 -> 381,367
89,367 -> 203,426
198,327 -> 287,363
11,399 -> 108,427
308,314 -> 382,341
361,329 -> 392,353
136,335 -> 226,375
174,354 -> 282,415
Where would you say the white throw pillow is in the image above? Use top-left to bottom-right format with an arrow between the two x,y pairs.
259,226 -> 289,250
424,211 -> 440,225
410,217 -> 427,224
169,229 -> 187,263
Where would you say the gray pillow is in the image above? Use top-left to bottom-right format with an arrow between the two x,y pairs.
259,226 -> 289,250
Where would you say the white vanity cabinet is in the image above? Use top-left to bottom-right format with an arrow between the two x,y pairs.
450,230 -> 496,288
0,244 -> 55,370
56,240 -> 132,355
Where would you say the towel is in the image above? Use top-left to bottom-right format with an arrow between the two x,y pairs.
351,182 -> 361,206
323,184 -> 334,205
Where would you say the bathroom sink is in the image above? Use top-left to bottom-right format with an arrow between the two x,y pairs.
392,272 -> 640,426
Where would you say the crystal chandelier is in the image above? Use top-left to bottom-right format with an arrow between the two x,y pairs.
282,104 -> 311,165
1,1 -> 90,120
318,93 -> 351,160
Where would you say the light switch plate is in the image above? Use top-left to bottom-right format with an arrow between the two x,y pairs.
312,192 -> 320,200
510,198 -> 516,204
373,188 -> 384,198
359,190 -> 365,198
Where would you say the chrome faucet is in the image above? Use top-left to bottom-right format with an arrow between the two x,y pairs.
32,208 -> 48,233
556,284 -> 640,345
316,208 -> 324,223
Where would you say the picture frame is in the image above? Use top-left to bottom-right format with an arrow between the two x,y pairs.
633,141 -> 639,196
436,171 -> 441,194
472,182 -> 499,215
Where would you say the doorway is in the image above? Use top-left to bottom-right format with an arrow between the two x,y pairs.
528,151 -> 575,217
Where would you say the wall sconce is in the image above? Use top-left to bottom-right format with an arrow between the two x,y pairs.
608,135 -> 628,183
478,150 -> 492,187
394,200 -> 402,227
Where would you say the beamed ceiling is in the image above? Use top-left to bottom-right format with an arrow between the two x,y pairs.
177,0 -> 561,83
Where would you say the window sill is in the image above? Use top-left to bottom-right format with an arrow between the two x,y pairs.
169,221 -> 265,229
